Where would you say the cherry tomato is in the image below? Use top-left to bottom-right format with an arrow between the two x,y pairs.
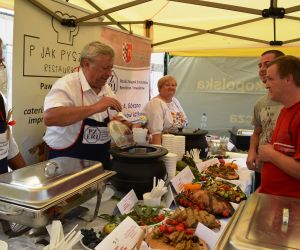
219,159 -> 225,164
182,222 -> 189,228
177,223 -> 184,228
166,219 -> 175,225
222,210 -> 230,217
159,224 -> 167,233
158,214 -> 165,221
183,200 -> 189,207
185,228 -> 195,235
167,226 -> 175,233
166,219 -> 178,225
179,198 -> 185,206
172,220 -> 179,225
175,225 -> 184,232
153,217 -> 160,222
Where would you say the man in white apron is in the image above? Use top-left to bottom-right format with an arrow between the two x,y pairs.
0,37 -> 26,174
43,41 -> 124,169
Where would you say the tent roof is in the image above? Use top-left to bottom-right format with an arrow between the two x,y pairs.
2,0 -> 300,56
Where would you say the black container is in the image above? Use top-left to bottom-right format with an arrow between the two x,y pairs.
229,130 -> 251,151
109,145 -> 168,198
169,128 -> 209,159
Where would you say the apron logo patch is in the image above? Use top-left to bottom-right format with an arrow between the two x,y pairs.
83,125 -> 110,144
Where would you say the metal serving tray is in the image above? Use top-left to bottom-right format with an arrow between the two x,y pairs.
0,157 -> 116,228
215,193 -> 300,250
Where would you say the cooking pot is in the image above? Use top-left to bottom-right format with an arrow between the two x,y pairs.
109,145 -> 168,198
169,128 -> 208,159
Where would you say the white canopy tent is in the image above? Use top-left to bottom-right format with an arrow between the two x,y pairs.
1,0 -> 300,56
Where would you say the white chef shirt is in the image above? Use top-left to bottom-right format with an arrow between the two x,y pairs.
43,69 -> 116,149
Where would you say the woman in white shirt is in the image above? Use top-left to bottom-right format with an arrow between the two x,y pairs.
142,75 -> 188,144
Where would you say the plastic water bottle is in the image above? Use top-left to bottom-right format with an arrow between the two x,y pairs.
200,113 -> 207,129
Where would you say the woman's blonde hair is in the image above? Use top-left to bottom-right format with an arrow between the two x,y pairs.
157,75 -> 177,90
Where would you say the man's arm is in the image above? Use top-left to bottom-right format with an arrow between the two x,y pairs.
44,96 -> 122,126
258,144 -> 300,179
151,133 -> 162,145
246,126 -> 262,170
8,153 -> 26,170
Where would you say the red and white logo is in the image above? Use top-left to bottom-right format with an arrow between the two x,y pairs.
122,42 -> 132,63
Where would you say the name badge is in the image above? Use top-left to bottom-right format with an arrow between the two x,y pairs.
82,126 -> 110,144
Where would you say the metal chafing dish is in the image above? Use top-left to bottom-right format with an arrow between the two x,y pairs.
215,193 -> 300,250
0,157 -> 115,228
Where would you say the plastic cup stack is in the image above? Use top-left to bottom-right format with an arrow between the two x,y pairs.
162,152 -> 178,181
162,134 -> 175,153
174,135 -> 185,161
132,128 -> 148,144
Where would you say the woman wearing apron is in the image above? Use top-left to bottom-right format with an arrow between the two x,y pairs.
142,75 -> 188,145
43,41 -> 123,169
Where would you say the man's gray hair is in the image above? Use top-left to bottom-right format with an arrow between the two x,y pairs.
80,41 -> 115,66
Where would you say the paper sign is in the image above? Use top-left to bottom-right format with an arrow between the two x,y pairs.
171,166 -> 194,193
163,185 -> 175,208
117,189 -> 138,215
227,141 -> 235,151
195,223 -> 222,250
96,216 -> 144,250
196,158 -> 219,172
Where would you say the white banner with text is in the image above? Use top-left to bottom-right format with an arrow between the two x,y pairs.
13,0 -> 151,164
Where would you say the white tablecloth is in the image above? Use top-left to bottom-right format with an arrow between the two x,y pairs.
0,153 -> 254,250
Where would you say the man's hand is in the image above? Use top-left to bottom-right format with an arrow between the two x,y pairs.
93,96 -> 122,113
246,150 -> 258,170
258,144 -> 274,162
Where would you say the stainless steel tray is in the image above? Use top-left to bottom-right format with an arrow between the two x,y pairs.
0,157 -> 116,228
0,157 -> 112,208
215,193 -> 300,250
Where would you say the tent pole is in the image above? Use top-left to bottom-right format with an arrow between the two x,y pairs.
27,0 -> 63,23
84,0 -> 128,31
76,0 -> 151,24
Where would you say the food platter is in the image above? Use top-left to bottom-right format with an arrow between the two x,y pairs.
175,189 -> 235,218
146,210 -> 211,250
80,239 -> 92,250
98,203 -> 171,227
147,230 -> 209,250
81,205 -> 171,249
201,179 -> 247,203
204,163 -> 239,180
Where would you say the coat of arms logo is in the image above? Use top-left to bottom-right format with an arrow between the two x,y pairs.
122,42 -> 132,63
